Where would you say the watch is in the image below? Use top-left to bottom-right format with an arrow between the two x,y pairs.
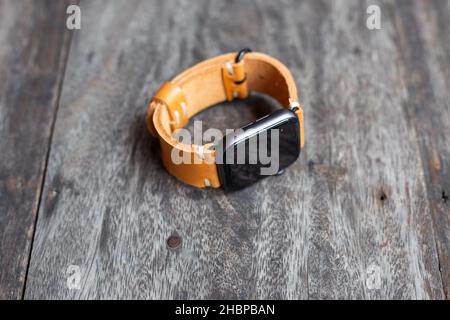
146,49 -> 304,190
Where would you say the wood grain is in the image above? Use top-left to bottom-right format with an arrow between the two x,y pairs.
393,0 -> 450,298
0,0 -> 72,299
21,0 -> 448,299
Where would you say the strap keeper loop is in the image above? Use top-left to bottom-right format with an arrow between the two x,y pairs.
222,54 -> 250,101
289,98 -> 305,148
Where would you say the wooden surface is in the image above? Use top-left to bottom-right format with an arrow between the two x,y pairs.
0,0 -> 72,299
0,0 -> 448,299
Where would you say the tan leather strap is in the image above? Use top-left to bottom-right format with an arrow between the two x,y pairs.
146,52 -> 304,188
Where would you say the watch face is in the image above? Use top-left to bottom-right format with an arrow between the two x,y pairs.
216,109 -> 301,191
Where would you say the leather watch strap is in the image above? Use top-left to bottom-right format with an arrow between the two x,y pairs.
146,52 -> 304,188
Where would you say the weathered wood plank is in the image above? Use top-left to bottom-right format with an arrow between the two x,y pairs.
0,0 -> 72,299
393,0 -> 450,298
25,0 -> 445,299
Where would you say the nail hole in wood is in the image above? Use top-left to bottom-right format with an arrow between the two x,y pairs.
167,234 -> 182,250
375,186 -> 391,207
353,47 -> 362,56
442,190 -> 449,204
307,160 -> 315,171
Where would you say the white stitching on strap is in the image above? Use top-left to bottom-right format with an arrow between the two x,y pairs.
173,110 -> 180,124
225,62 -> 233,75
181,102 -> 187,117
198,145 -> 204,160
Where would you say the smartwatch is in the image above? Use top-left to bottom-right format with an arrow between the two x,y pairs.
146,49 -> 304,190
